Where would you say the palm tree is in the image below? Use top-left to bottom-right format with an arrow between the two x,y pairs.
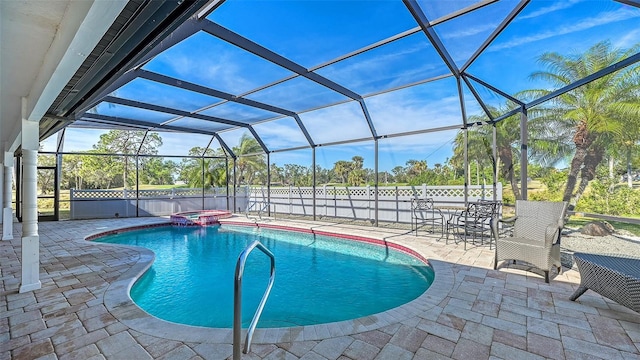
521,41 -> 640,211
391,166 -> 406,183
333,160 -> 352,184
270,163 -> 284,185
233,133 -> 266,185
352,156 -> 364,170
185,158 -> 227,188
452,109 -> 524,199
614,100 -> 640,188
406,159 -> 427,177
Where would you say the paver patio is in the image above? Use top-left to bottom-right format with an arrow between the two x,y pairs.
1,216 -> 639,359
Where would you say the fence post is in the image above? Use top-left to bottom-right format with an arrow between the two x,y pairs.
367,185 -> 371,221
248,185 -> 252,209
123,188 -> 128,218
396,186 -> 399,223
334,186 -> 337,218
323,185 -> 327,217
288,185 -> 292,215
422,184 -> 427,199
70,188 -> 75,219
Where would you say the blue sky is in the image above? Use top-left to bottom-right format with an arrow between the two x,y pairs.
59,0 -> 640,173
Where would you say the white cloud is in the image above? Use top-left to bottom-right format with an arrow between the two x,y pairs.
298,101 -> 373,144
381,130 -> 458,152
159,51 -> 254,94
490,8 -> 640,51
614,28 -> 640,49
217,128 -> 251,150
156,132 -> 213,156
253,118 -> 310,150
442,22 -> 500,40
62,128 -> 107,152
366,89 -> 463,135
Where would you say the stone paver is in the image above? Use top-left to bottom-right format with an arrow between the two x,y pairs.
451,338 -> 490,360
1,216 -> 639,359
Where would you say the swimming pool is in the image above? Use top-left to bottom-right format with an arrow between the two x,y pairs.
95,224 -> 434,328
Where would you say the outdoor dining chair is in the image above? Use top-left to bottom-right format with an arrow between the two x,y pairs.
411,198 -> 445,236
447,200 -> 501,248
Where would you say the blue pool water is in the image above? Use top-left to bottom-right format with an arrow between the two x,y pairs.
96,225 -> 434,328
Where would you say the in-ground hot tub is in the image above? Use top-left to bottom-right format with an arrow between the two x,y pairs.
170,210 -> 232,226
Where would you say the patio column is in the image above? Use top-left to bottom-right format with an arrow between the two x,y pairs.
0,160 -> 3,223
2,152 -> 14,240
20,107 -> 41,293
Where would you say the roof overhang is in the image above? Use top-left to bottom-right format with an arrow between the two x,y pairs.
0,0 -> 210,151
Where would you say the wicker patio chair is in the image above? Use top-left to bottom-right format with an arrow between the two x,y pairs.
491,200 -> 568,283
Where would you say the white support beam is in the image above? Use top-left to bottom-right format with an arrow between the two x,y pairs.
20,148 -> 40,292
2,152 -> 14,240
0,163 -> 3,224
26,0 -> 129,121
20,99 -> 41,293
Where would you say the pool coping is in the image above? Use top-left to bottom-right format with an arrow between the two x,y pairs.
91,218 -> 454,344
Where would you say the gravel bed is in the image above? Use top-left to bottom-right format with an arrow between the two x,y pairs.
560,227 -> 640,268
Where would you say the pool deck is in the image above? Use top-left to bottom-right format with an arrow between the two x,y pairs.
1,215 -> 639,360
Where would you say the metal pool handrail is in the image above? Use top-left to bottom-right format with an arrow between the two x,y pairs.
233,240 -> 276,360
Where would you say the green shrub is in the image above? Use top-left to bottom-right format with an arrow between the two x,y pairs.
501,189 -> 516,206
577,179 -> 640,216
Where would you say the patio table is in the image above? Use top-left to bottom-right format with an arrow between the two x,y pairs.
435,205 -> 466,243
570,252 -> 640,313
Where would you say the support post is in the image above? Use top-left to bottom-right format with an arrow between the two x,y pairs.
201,156 -> 205,210
492,125 -> 498,201
3,154 -> 13,234
520,107 -> 528,200
464,128 -> 469,206
0,164 -> 3,225
21,149 -> 41,292
463,127 -> 469,250
136,156 -> 140,216
20,107 -> 41,292
225,157 -> 230,211
395,186 -> 399,223
3,152 -> 14,240
312,147 -> 316,221
267,153 -> 271,216
233,160 -> 237,212
374,139 -> 379,226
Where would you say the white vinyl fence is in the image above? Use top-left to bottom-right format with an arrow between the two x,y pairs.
70,184 -> 502,223
69,187 -> 247,219
249,183 -> 502,224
